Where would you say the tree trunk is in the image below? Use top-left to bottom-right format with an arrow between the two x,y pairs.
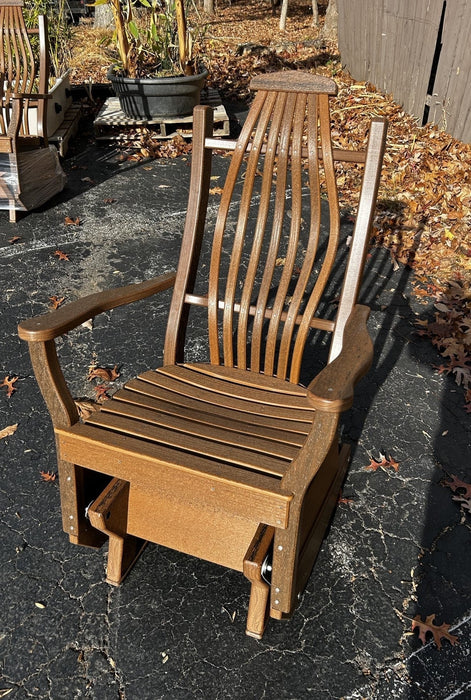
311,1 -> 319,26
321,0 -> 338,41
203,0 -> 215,14
279,0 -> 288,30
94,3 -> 114,29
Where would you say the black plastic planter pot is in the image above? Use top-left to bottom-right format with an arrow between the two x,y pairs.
107,68 -> 208,120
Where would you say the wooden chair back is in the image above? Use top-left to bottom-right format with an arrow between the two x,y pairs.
0,0 -> 49,139
165,72 -> 386,382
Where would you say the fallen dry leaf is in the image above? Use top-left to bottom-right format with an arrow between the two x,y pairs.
88,365 -> 120,382
338,491 -> 354,505
0,423 -> 18,439
412,614 -> 459,650
40,470 -> 56,482
104,198 -> 117,204
49,296 -> 65,310
54,250 -> 70,261
209,186 -> 224,195
365,453 -> 400,472
64,216 -> 81,226
93,384 -> 110,401
1,375 -> 18,398
452,495 -> 471,513
442,474 -> 471,499
8,235 -> 21,244
75,399 -> 100,421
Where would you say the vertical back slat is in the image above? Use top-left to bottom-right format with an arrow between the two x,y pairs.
274,91 -> 314,379
237,90 -> 288,371
250,90 -> 298,374
221,91 -> 277,367
207,89 -> 269,364
4,9 -> 14,103
289,93 -> 340,383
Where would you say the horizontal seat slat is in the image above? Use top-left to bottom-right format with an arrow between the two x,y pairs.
155,365 -> 310,407
85,411 -> 290,477
136,370 -> 313,422
100,399 -> 300,460
181,363 -> 308,394
112,388 -> 309,445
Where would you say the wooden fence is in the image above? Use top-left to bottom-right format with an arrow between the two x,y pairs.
337,0 -> 471,143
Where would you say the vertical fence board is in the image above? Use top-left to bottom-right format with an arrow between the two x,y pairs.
429,0 -> 471,141
338,0 -> 471,143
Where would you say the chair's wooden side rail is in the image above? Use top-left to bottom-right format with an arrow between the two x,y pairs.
329,117 -> 388,361
269,302 -> 374,614
18,272 -> 176,429
164,105 -> 214,365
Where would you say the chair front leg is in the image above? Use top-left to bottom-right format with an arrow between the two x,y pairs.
243,524 -> 274,639
57,456 -> 107,548
87,478 -> 147,585
270,413 -> 341,617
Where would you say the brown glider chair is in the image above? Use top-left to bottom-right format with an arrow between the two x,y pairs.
19,71 -> 387,638
0,0 -> 65,222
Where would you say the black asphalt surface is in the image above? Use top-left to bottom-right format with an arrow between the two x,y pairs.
1,102 -> 470,699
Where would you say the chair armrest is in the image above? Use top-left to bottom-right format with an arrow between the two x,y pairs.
18,271 -> 176,342
306,304 -> 373,413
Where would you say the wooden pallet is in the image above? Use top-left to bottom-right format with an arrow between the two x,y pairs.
93,88 -> 230,141
49,103 -> 82,157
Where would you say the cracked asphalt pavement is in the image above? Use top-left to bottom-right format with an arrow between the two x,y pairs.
0,108 -> 470,699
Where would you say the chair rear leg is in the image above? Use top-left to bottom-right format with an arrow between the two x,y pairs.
243,524 -> 274,639
87,478 -> 147,585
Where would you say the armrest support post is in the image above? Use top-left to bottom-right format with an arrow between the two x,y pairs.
29,339 -> 78,429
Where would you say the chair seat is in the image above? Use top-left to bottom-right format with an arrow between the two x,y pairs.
56,364 -> 315,523
73,363 -> 315,480
56,364 -> 316,570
